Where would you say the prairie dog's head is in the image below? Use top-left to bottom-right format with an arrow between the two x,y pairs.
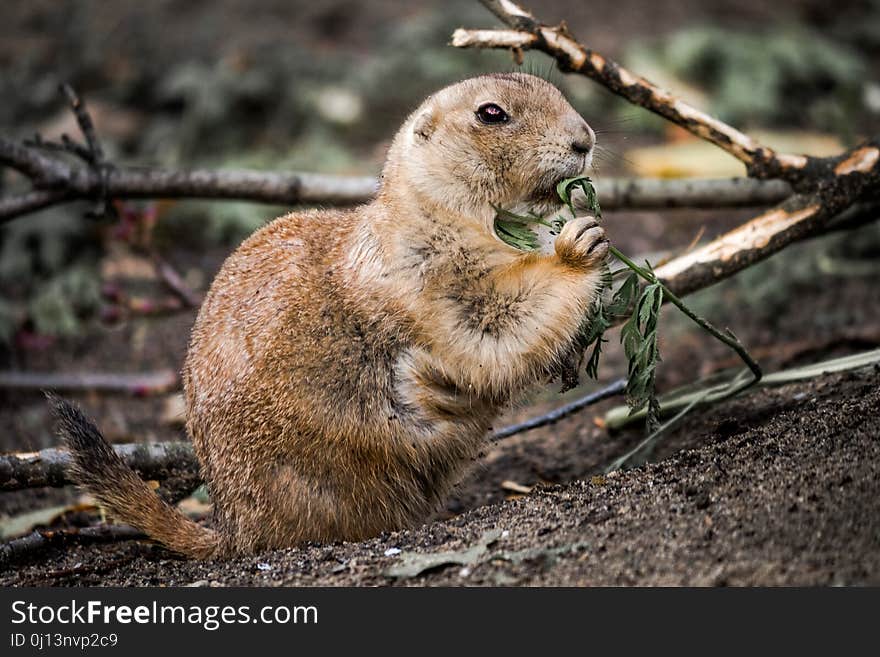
383,72 -> 595,222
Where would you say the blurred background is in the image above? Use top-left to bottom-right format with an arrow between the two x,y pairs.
1,0 -> 879,525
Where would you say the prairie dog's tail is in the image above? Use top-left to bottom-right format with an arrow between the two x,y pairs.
50,395 -> 220,559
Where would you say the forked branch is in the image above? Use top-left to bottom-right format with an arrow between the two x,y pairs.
453,0 -> 880,184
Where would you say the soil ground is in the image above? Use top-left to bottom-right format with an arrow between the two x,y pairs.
2,367 -> 878,586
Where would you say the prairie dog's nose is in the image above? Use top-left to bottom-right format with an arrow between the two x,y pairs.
571,121 -> 595,155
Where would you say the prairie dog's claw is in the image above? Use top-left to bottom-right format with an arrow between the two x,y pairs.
555,216 -> 608,268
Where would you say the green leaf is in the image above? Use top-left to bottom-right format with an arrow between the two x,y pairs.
496,174 -> 673,426
494,215 -> 541,251
557,175 -> 602,219
607,273 -> 639,316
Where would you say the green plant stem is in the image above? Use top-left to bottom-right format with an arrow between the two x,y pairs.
605,347 -> 880,430
604,244 -> 762,466
605,389 -> 709,474
609,244 -> 762,388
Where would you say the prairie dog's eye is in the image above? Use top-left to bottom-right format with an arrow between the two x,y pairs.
476,103 -> 509,125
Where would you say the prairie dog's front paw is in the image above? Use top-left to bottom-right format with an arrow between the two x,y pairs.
554,216 -> 609,269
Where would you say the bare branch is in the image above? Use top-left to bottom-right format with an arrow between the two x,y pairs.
0,83 -> 380,222
0,156 -> 794,225
151,254 -> 203,308
0,138 -> 73,185
453,0 -> 872,183
453,5 -> 771,169
59,83 -> 105,165
653,198 -> 880,297
655,193 -> 818,296
0,142 -> 379,223
591,177 -> 791,210
0,189 -> 70,218
0,370 -> 179,396
0,441 -> 197,492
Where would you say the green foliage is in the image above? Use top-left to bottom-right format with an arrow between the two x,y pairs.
556,176 -> 602,220
627,26 -> 867,136
619,274 -> 663,432
557,176 -> 665,431
494,175 -> 671,427
492,206 -> 562,252
0,211 -> 101,343
493,216 -> 541,252
577,268 -> 614,380
555,176 -> 760,444
27,264 -> 101,337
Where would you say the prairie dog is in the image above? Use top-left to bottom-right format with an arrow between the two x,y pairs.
56,73 -> 608,558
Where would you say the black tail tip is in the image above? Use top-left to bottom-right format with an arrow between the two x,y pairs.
45,392 -> 110,459
45,391 -> 85,433
44,389 -> 66,415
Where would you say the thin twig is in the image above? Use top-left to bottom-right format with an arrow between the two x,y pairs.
151,253 -> 203,308
491,378 -> 626,441
0,525 -> 145,567
59,83 -> 105,164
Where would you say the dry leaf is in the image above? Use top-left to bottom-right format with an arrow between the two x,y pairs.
500,480 -> 533,494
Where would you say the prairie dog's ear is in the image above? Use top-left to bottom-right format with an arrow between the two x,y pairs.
413,109 -> 437,140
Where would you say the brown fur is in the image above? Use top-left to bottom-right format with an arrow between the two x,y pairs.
57,73 -> 608,558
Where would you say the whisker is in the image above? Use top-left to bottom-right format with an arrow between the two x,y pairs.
593,129 -> 632,136
599,115 -> 640,125
591,117 -> 639,134
593,145 -> 635,170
